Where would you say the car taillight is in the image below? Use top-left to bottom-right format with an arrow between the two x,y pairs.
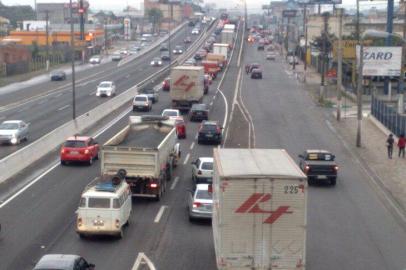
150,183 -> 158,188
77,217 -> 83,227
84,149 -> 90,154
115,219 -> 120,228
334,165 -> 339,171
61,148 -> 65,154
304,165 -> 310,174
193,202 -> 202,208
145,102 -> 149,106
197,170 -> 202,175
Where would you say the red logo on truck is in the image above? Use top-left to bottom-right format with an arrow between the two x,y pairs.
235,193 -> 293,224
173,75 -> 195,92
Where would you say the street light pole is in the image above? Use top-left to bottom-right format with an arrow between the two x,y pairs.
303,4 -> 307,82
69,0 -> 76,120
336,8 -> 344,121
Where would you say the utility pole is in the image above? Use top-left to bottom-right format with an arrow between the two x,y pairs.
303,4 -> 307,82
400,0 -> 406,113
384,0 -> 394,95
45,10 -> 50,71
79,0 -> 85,40
168,3 -> 173,66
356,0 -> 362,147
337,8 -> 344,121
320,12 -> 329,101
69,0 -> 76,120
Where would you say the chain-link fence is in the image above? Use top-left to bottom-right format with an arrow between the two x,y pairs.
371,95 -> 406,136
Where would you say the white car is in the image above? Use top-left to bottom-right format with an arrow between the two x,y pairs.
96,81 -> 116,97
173,45 -> 184,54
0,120 -> 29,145
89,55 -> 102,64
287,55 -> 299,65
187,183 -> 213,221
191,28 -> 200,35
133,94 -> 152,111
161,109 -> 180,119
191,157 -> 213,183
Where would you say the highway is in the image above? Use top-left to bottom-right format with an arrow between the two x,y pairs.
0,24 -> 195,159
1,17 -> 406,270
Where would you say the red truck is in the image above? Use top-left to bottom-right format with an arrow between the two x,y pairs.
201,60 -> 221,79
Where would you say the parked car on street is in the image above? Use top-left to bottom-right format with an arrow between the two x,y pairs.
190,103 -> 209,121
251,68 -> 263,79
0,120 -> 29,145
33,254 -> 95,270
187,183 -> 213,221
298,149 -> 339,186
133,94 -> 152,111
60,136 -> 99,166
150,57 -> 163,67
197,120 -> 222,145
191,157 -> 213,183
96,81 -> 116,97
50,70 -> 66,81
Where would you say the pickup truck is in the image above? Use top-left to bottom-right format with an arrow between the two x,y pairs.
298,149 -> 338,186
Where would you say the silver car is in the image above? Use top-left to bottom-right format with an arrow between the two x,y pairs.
33,254 -> 95,270
191,157 -> 213,184
0,120 -> 29,145
188,183 -> 213,221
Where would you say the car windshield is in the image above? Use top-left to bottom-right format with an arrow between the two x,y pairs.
135,96 -> 147,101
142,89 -> 154,94
153,58 -> 160,61
201,162 -> 213,170
201,124 -> 217,132
64,140 -> 86,148
175,46 -> 182,49
99,83 -> 111,88
196,189 -> 212,200
88,197 -> 110,208
192,104 -> 207,110
306,152 -> 335,161
163,111 -> 178,117
0,123 -> 19,130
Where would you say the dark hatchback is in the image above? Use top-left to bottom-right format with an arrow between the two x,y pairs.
198,121 -> 222,145
50,70 -> 66,81
251,68 -> 263,79
190,103 -> 209,121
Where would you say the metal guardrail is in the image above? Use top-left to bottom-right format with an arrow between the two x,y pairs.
0,19 -> 217,184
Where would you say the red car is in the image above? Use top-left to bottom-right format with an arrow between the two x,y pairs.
175,117 -> 186,139
60,136 -> 99,165
162,78 -> 170,91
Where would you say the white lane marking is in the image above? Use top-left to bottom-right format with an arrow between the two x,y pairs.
54,93 -> 63,98
210,101 -> 213,106
212,95 -> 216,100
37,99 -> 48,105
237,20 -> 245,67
0,163 -> 59,208
131,252 -> 156,270
190,142 -> 195,150
57,105 -> 70,111
170,176 -> 179,190
183,153 -> 190,165
154,205 -> 168,223
238,74 -> 256,148
89,91 -> 96,96
0,108 -> 132,209
195,134 -> 198,140
218,89 -> 229,137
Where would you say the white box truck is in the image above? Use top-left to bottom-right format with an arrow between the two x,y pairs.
213,43 -> 229,61
223,24 -> 236,32
101,116 -> 180,201
212,148 -> 307,270
170,66 -> 204,111
221,30 -> 234,48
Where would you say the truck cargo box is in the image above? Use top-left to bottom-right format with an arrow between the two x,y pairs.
212,148 -> 307,270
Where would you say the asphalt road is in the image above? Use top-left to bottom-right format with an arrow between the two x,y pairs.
0,24 -> 198,159
237,43 -> 406,270
0,21 -> 231,270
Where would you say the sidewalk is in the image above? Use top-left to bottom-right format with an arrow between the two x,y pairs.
291,59 -> 406,219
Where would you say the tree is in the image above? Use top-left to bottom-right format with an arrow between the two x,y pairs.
147,8 -> 163,34
0,2 -> 35,27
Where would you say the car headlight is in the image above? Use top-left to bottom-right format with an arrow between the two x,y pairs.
173,50 -> 176,53
107,92 -> 111,96
158,61 -> 162,65
151,62 -> 154,65
10,137 -> 18,144
96,92 -> 100,96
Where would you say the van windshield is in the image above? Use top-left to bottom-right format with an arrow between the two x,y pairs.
88,198 -> 110,208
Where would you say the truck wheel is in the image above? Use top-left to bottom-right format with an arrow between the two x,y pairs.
118,228 -> 124,239
330,178 -> 337,186
307,178 -> 314,186
61,160 -> 66,166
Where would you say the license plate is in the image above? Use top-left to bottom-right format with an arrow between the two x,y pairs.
206,134 -> 213,137
317,175 -> 327,179
197,112 -> 202,115
70,151 -> 79,155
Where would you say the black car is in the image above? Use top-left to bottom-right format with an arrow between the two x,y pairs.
298,150 -> 338,186
251,68 -> 262,79
50,70 -> 66,81
161,51 -> 170,61
190,103 -> 209,122
139,88 -> 159,103
198,121 -> 222,145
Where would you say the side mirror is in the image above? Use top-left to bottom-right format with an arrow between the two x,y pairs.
298,154 -> 304,159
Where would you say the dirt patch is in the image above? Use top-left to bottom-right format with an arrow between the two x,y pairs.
224,105 -> 249,148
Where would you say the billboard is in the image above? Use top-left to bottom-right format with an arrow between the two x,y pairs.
124,18 -> 131,41
356,46 -> 402,76
332,39 -> 373,59
282,10 -> 297,17
297,0 -> 342,4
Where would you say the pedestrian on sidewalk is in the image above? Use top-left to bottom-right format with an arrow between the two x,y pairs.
397,133 -> 406,158
386,134 -> 395,159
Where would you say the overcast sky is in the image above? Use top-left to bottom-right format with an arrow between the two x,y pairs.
0,0 -> 396,13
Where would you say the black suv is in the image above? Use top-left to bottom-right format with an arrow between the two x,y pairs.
298,150 -> 338,186
190,103 -> 209,122
198,121 -> 222,145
